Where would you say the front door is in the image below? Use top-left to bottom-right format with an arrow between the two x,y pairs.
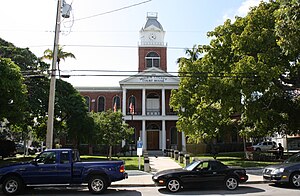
147,131 -> 159,150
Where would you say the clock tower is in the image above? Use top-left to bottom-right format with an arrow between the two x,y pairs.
139,13 -> 167,72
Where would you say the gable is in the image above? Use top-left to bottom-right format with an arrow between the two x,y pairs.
119,67 -> 179,85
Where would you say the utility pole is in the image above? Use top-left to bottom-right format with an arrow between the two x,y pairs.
46,0 -> 62,149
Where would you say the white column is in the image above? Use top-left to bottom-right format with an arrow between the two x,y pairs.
162,120 -> 166,151
182,131 -> 186,152
162,88 -> 166,116
142,120 -> 146,150
122,88 -> 126,116
142,88 -> 146,116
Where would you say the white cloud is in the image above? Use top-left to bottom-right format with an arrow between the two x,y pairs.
223,0 -> 266,21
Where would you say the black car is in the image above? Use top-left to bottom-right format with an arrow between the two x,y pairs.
152,159 -> 248,192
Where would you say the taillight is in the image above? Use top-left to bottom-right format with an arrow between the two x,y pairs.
119,165 -> 125,173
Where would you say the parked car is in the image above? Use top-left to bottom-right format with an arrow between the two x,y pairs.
248,141 -> 277,152
0,149 -> 128,195
15,143 -> 36,155
263,152 -> 300,188
152,159 -> 248,192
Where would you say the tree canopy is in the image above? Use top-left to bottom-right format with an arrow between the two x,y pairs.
90,110 -> 134,159
171,0 -> 300,142
0,38 -> 91,146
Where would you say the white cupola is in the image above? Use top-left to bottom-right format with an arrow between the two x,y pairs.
139,12 -> 166,46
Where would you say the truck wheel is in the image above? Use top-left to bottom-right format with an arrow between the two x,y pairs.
2,176 -> 24,195
225,176 -> 239,190
88,175 -> 107,194
290,172 -> 300,188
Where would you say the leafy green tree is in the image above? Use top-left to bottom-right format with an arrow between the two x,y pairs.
90,110 -> 134,160
0,58 -> 27,124
0,38 -> 92,147
171,1 -> 300,145
42,46 -> 76,77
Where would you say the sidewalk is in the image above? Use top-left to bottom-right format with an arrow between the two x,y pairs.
111,156 -> 265,187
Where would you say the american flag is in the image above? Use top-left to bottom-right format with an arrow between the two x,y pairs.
129,102 -> 134,114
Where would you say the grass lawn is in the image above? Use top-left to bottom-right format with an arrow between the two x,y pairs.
175,152 -> 282,168
80,155 -> 144,170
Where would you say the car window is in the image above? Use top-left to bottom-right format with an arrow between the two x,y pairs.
36,151 -> 56,164
196,161 -> 210,171
284,154 -> 300,163
60,151 -> 70,164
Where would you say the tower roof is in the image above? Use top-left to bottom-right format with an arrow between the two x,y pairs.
143,12 -> 163,31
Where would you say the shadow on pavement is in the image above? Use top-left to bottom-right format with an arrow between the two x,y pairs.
158,185 -> 265,195
19,187 -> 142,195
269,183 -> 300,190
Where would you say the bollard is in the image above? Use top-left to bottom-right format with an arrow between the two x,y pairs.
143,151 -> 148,158
185,154 -> 190,166
171,149 -> 174,158
174,150 -> 179,160
179,152 -> 184,164
163,149 -> 167,156
144,157 -> 150,172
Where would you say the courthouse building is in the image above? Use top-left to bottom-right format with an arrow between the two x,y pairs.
77,13 -> 186,153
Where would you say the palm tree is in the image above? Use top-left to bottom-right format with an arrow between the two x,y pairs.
42,46 -> 76,78
177,44 -> 201,64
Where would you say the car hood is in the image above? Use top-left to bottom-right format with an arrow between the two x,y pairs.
153,168 -> 184,177
264,162 -> 300,170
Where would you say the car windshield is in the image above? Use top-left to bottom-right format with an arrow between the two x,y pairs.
184,161 -> 199,171
284,153 -> 300,163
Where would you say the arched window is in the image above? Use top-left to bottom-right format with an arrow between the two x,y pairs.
84,96 -> 90,112
112,96 -> 121,111
145,52 -> 160,68
128,96 -> 136,114
147,123 -> 160,130
170,127 -> 178,145
97,96 -> 105,112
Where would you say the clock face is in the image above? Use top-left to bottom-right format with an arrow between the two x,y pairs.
149,33 -> 156,40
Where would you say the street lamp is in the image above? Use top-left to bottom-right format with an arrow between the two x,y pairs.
46,0 -> 72,149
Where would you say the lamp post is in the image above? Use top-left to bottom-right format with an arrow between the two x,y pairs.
46,0 -> 71,149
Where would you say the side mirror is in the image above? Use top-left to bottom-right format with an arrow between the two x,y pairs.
31,159 -> 38,165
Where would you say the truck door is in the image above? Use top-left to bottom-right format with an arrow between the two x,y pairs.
22,151 -> 58,184
56,150 -> 72,183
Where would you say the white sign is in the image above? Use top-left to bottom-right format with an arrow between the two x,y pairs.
137,140 -> 143,156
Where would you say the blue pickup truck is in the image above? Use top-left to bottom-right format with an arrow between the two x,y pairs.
0,149 -> 128,195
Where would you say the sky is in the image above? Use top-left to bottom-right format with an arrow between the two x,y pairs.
0,0 -> 263,87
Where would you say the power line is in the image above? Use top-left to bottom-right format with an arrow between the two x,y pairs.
74,0 -> 152,22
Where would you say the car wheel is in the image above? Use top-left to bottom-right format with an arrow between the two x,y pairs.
255,148 -> 261,152
225,176 -> 239,190
88,175 -> 108,194
2,176 -> 24,195
290,172 -> 300,188
166,178 -> 181,192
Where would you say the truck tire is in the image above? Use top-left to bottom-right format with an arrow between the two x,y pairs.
2,176 -> 24,195
88,175 -> 108,194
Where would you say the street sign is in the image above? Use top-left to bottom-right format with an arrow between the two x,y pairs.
137,140 -> 143,156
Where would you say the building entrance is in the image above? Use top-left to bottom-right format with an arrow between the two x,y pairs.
147,130 -> 159,150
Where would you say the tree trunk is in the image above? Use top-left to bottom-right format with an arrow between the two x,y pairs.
243,136 -> 249,159
109,145 -> 112,160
